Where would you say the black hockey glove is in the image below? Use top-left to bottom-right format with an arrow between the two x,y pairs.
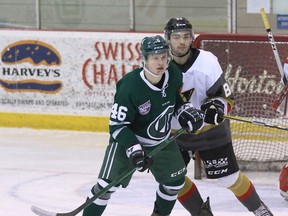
176,103 -> 204,133
126,144 -> 153,172
201,99 -> 224,125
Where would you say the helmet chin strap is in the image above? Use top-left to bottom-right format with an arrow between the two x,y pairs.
143,64 -> 161,78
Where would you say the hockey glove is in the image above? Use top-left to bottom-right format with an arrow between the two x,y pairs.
126,144 -> 153,172
176,103 -> 204,133
201,99 -> 224,125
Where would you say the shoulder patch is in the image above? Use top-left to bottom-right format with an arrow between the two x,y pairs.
138,100 -> 151,115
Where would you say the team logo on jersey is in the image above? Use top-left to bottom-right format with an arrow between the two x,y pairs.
147,105 -> 174,140
138,100 -> 151,115
181,89 -> 194,102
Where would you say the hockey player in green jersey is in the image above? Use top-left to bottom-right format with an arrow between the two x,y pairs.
82,35 -> 204,216
164,17 -> 274,216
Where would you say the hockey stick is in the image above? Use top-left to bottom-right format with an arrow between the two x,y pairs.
224,114 -> 288,131
260,8 -> 288,112
31,127 -> 185,216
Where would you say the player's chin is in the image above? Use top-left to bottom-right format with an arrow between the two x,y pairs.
177,47 -> 189,54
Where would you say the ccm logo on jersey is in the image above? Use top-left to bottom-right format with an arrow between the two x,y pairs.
171,167 -> 186,177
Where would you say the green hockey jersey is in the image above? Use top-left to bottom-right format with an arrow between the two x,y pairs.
109,61 -> 183,149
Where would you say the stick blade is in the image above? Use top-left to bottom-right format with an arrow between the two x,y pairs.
31,206 -> 57,216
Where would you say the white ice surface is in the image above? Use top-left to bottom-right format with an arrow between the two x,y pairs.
0,128 -> 287,216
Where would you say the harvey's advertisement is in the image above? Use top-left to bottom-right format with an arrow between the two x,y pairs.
0,30 -> 154,116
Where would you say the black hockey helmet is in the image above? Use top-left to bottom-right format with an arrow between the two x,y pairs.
140,35 -> 170,58
164,17 -> 193,40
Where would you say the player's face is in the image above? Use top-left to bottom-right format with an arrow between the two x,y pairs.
169,31 -> 192,56
145,52 -> 169,76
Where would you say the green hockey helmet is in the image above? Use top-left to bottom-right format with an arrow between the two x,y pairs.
164,17 -> 193,40
140,35 -> 170,58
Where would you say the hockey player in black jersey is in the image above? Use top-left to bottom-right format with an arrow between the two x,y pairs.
82,35 -> 204,216
164,17 -> 274,216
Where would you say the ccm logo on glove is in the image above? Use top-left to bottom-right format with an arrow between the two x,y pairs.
201,99 -> 224,125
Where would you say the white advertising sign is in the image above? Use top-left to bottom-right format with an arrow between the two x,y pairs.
0,30 -> 158,116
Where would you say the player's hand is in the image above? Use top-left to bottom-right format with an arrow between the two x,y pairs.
201,99 -> 224,125
176,103 -> 204,133
126,144 -> 153,172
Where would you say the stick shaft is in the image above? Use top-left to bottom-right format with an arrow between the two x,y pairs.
223,114 -> 288,131
31,128 -> 185,216
260,8 -> 284,78
260,8 -> 288,112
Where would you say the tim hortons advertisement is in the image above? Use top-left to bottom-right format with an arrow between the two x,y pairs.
0,30 -> 156,116
194,34 -> 288,118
